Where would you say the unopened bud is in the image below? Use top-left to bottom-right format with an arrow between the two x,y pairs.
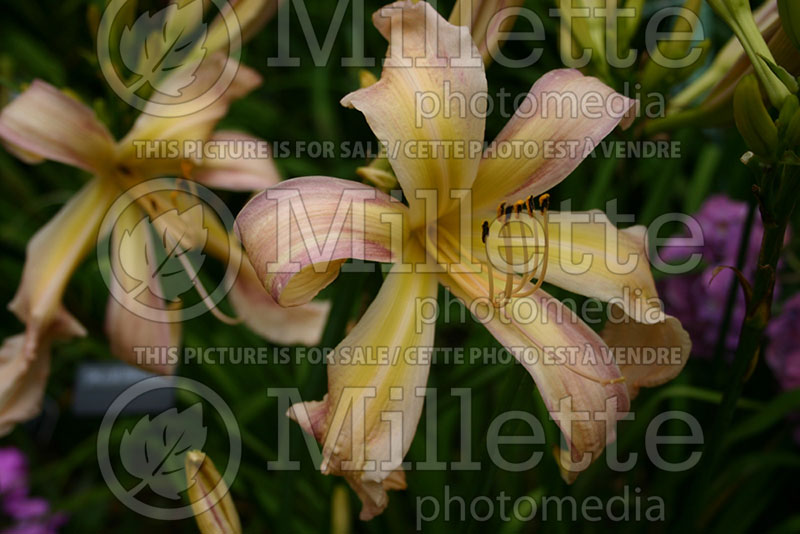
708,0 -> 793,108
186,450 -> 242,534
733,74 -> 779,159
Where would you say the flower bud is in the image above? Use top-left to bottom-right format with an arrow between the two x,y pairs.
733,74 -> 779,159
708,0 -> 792,108
185,450 -> 242,534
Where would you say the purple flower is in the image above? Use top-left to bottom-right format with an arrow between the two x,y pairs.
0,447 -> 66,534
766,293 -> 800,391
0,448 -> 27,499
658,195 -> 765,358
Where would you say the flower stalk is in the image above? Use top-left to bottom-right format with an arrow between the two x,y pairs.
686,156 -> 800,524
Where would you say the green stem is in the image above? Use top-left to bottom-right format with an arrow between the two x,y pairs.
712,198 -> 756,376
684,161 -> 800,529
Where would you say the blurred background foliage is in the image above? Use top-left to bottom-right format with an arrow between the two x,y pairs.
0,0 -> 799,532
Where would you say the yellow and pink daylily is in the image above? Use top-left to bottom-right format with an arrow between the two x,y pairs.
0,58 -> 330,435
236,0 -> 691,520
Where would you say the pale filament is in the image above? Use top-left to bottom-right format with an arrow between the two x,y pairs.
480,194 -> 625,387
481,194 -> 551,307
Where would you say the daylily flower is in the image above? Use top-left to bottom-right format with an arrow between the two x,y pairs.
0,56 -> 329,434
236,0 -> 691,519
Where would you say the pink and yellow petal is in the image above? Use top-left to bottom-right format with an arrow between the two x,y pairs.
0,309 -> 86,437
542,211 -> 663,324
442,268 -> 630,482
116,56 -> 262,178
288,243 -> 437,519
104,205 -> 180,375
192,131 -> 281,192
10,178 -> 117,358
0,80 -> 115,174
478,210 -> 663,323
601,309 -> 691,399
341,0 -> 487,226
228,257 -> 331,346
471,69 -> 636,211
235,176 -> 410,306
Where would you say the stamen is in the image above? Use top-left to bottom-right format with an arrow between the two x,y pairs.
481,193 -> 553,307
526,195 -> 534,217
514,193 -> 551,298
497,212 -> 515,307
480,220 -> 496,303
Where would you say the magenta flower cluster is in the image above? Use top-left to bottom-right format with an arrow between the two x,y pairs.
0,447 -> 65,534
659,195 -> 765,358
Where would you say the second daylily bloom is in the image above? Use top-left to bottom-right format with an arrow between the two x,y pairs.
237,0 -> 690,520
0,56 -> 329,434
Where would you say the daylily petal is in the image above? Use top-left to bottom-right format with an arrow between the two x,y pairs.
0,335 -> 51,437
601,309 -> 691,399
288,244 -> 437,519
340,0 -> 486,226
0,310 -> 86,437
235,177 -> 410,306
288,400 -> 409,521
104,205 -> 180,375
228,257 -> 331,346
478,210 -> 663,323
0,80 -> 115,174
450,0 -> 525,65
1,140 -> 46,165
116,56 -> 262,178
10,178 -> 117,358
192,131 -> 281,192
442,268 -> 630,482
471,69 -> 636,210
